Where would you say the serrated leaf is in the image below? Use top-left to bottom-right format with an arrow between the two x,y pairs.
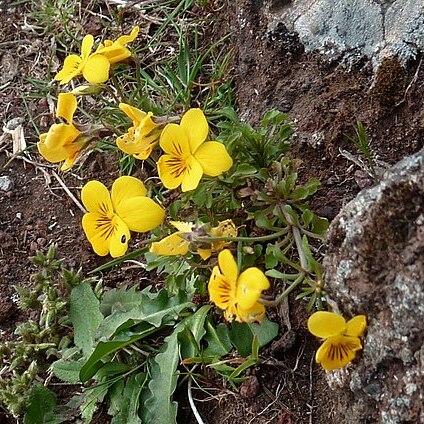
80,384 -> 108,422
109,373 -> 146,424
24,385 -> 58,424
100,286 -> 140,316
178,305 -> 211,359
203,321 -> 232,356
98,288 -> 193,339
80,324 -> 157,383
69,283 -> 103,356
141,330 -> 181,424
51,358 -> 84,384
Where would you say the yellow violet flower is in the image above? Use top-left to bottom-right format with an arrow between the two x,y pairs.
95,26 -> 139,64
116,103 -> 161,160
308,311 -> 367,371
54,34 -> 110,85
81,176 -> 165,258
157,108 -> 233,192
37,93 -> 86,171
208,249 -> 270,323
150,219 -> 237,260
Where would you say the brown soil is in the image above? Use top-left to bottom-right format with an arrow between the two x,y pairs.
1,0 -> 423,423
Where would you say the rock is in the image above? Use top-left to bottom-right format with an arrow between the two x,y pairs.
0,175 -> 13,191
262,0 -> 424,65
239,376 -> 261,398
323,147 -> 424,423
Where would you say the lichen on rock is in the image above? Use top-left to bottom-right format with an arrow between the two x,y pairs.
323,148 -> 424,423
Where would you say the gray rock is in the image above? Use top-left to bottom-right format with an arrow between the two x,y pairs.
263,0 -> 424,65
0,176 -> 13,192
323,148 -> 424,423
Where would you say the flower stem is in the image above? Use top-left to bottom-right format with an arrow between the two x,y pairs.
196,228 -> 289,244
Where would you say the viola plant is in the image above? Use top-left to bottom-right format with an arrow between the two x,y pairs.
116,103 -> 163,160
54,26 -> 139,84
37,93 -> 90,170
157,108 -> 233,191
308,311 -> 367,371
149,219 -> 237,260
81,176 -> 165,257
209,249 -> 270,323
20,4 -> 369,423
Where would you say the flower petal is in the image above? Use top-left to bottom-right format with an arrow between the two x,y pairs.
218,249 -> 238,284
316,335 -> 362,371
235,302 -> 266,323
119,103 -> 146,125
150,233 -> 189,256
181,156 -> 203,192
157,154 -> 186,190
81,180 -> 113,215
109,215 -> 131,258
197,248 -> 212,260
180,108 -> 209,153
82,213 -> 111,256
236,267 -> 270,310
54,55 -> 83,84
116,26 -> 139,45
345,315 -> 367,337
60,152 -> 79,171
116,196 -> 165,232
56,93 -> 78,123
82,54 -> 110,84
307,311 -> 346,339
208,265 -> 235,310
81,34 -> 94,59
37,124 -> 82,163
194,141 -> 233,176
111,176 -> 147,210
159,123 -> 191,156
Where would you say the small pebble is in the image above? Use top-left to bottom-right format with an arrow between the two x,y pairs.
239,376 -> 261,398
0,176 -> 13,192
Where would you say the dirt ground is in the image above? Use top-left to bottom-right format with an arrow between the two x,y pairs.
1,0 -> 423,423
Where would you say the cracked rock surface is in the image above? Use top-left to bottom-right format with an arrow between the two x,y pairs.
324,148 -> 424,423
264,0 -> 424,64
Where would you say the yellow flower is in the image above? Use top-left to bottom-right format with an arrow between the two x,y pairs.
149,219 -> 237,260
54,34 -> 110,85
37,93 -> 86,171
157,109 -> 233,192
81,176 -> 165,258
308,311 -> 367,371
116,103 -> 161,160
208,249 -> 270,323
95,26 -> 139,64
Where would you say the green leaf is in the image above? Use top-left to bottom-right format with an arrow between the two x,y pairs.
80,324 -> 157,383
98,288 -> 193,339
24,385 -> 57,424
141,330 -> 181,424
203,321 -> 232,356
265,269 -> 299,280
178,305 -> 211,359
100,285 -> 140,317
51,359 -> 84,384
229,318 -> 279,357
69,283 -> 103,356
229,356 -> 257,381
109,373 -> 146,424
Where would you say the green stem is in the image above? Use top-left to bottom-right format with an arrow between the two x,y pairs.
259,274 -> 305,307
196,228 -> 289,244
292,226 -> 309,272
300,227 -> 325,241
